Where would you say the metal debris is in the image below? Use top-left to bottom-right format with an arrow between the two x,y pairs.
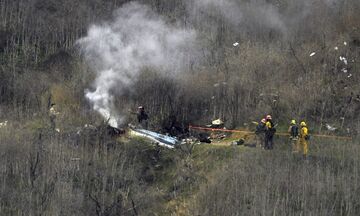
309,52 -> 316,57
233,42 -> 239,47
0,120 -> 8,128
325,124 -> 337,131
212,119 -> 224,126
339,56 -> 348,65
129,127 -> 181,148
84,124 -> 97,130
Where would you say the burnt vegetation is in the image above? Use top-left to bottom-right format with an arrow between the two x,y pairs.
0,0 -> 360,215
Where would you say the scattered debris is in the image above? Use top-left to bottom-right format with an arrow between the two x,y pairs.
310,52 -> 316,57
344,41 -> 347,46
339,56 -> 348,65
129,127 -> 181,148
346,128 -> 351,134
334,47 -> 338,50
107,125 -> 125,136
347,74 -> 352,78
182,138 -> 196,145
231,138 -> 245,146
84,124 -> 97,130
0,120 -> 8,128
210,133 -> 226,139
356,95 -> 360,102
233,42 -> 239,47
55,128 -> 61,133
77,123 -> 124,137
161,115 -> 188,138
341,68 -> 348,73
198,133 -> 211,143
213,83 -> 220,87
325,123 -> 337,131
212,119 -> 224,126
211,96 -> 215,100
49,105 -> 60,116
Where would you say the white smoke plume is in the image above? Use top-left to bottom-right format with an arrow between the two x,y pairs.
78,2 -> 196,128
186,0 -> 287,35
186,0 -> 343,38
187,0 -> 243,26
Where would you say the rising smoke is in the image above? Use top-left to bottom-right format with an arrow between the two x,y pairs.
78,0 -> 341,128
186,0 -> 343,39
186,0 -> 287,36
78,2 -> 196,127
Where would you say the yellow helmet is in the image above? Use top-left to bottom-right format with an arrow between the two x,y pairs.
300,121 -> 307,127
290,120 -> 296,125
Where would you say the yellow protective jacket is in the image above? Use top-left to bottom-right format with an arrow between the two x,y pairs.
265,121 -> 273,130
265,121 -> 275,137
300,126 -> 309,156
300,126 -> 308,140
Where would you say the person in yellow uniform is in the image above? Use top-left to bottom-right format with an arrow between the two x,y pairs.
299,121 -> 309,158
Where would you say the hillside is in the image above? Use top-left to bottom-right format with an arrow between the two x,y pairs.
0,0 -> 360,215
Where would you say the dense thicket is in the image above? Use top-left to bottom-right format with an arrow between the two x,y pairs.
1,0 -> 360,133
0,1 -> 360,215
190,140 -> 360,216
0,124 -> 185,215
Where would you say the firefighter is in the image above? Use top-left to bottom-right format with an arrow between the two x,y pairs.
299,121 -> 310,158
288,119 -> 299,152
264,115 -> 276,150
255,118 -> 266,148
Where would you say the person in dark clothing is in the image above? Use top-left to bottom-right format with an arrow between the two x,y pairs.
288,119 -> 299,152
264,115 -> 276,150
137,106 -> 149,129
255,118 -> 266,148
